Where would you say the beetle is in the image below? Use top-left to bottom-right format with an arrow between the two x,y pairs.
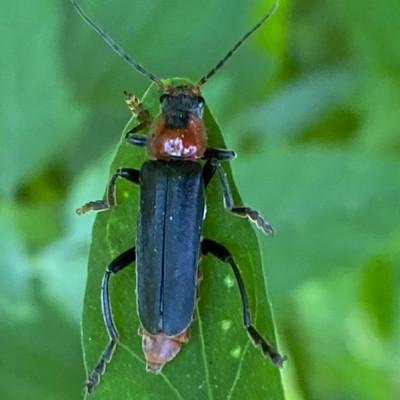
72,0 -> 286,394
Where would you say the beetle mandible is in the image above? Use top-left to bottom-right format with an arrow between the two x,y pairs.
72,0 -> 286,393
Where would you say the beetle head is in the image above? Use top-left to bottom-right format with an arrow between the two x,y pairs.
160,86 -> 205,126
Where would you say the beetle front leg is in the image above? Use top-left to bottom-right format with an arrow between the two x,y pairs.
201,239 -> 286,367
125,133 -> 147,147
203,159 -> 275,236
85,246 -> 136,394
124,91 -> 152,145
76,168 -> 140,215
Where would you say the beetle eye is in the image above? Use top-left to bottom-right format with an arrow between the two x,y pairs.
160,94 -> 168,103
198,96 -> 205,104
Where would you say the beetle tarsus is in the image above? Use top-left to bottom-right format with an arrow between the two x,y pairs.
203,159 -> 275,235
76,200 -> 110,215
232,207 -> 275,236
124,91 -> 140,111
247,325 -> 287,367
124,91 -> 152,133
84,339 -> 117,394
76,168 -> 141,216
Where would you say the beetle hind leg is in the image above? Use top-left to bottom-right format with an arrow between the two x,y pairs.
84,247 -> 136,394
201,239 -> 286,367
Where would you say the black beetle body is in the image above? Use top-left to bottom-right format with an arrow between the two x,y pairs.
137,161 -> 205,336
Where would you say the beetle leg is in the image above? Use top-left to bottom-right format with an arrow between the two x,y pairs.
84,246 -> 136,394
202,159 -> 274,235
76,168 -> 140,215
124,91 -> 152,141
201,239 -> 286,367
124,91 -> 152,124
125,132 -> 147,147
202,148 -> 236,161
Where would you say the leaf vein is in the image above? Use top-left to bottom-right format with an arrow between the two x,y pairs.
120,342 -> 185,400
196,304 -> 214,400
226,341 -> 250,400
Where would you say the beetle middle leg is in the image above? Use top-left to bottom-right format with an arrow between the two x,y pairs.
76,168 -> 140,215
85,246 -> 136,394
201,239 -> 286,367
203,158 -> 275,235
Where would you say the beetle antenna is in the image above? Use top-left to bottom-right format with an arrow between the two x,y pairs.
196,2 -> 278,88
71,0 -> 166,90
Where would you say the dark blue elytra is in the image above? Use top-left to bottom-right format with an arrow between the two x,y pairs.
136,161 -> 205,336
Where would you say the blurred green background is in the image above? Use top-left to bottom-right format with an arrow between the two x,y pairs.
1,0 -> 399,399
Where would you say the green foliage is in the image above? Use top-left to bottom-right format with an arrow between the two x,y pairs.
1,0 -> 400,399
82,80 -> 285,399
0,287 -> 84,400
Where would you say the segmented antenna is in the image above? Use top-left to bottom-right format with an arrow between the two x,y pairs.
196,2 -> 278,88
71,0 -> 166,90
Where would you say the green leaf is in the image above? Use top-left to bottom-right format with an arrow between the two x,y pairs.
82,79 -> 285,399
0,280 -> 84,400
361,258 -> 395,338
229,145 -> 400,300
0,0 -> 84,198
227,66 -> 356,141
